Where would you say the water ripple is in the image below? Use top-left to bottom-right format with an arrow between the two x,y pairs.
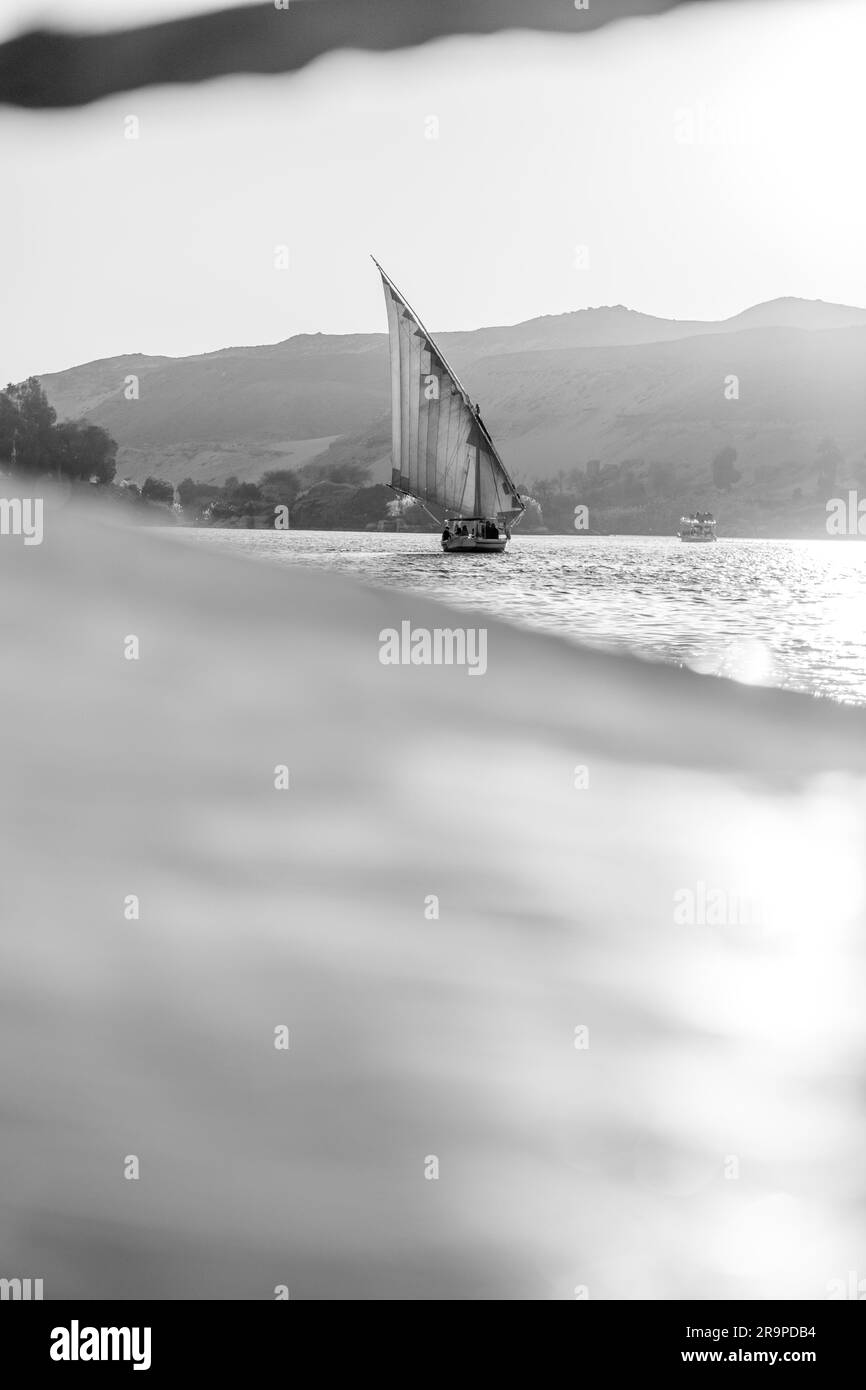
184,531 -> 866,705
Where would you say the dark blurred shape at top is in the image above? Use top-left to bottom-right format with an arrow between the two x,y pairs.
0,0 -> 753,109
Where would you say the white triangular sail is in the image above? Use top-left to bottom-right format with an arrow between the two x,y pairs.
375,260 -> 524,521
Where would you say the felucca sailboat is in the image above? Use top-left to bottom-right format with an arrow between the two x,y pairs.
374,258 -> 525,553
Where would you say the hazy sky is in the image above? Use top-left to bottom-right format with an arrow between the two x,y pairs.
1,0 -> 864,383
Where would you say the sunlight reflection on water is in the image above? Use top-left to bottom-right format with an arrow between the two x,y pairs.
182,531 -> 866,704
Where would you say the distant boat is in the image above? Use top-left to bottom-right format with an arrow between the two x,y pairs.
678,513 -> 717,542
374,258 -> 525,553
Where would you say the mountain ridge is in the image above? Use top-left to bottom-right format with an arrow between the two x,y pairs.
35,298 -> 866,534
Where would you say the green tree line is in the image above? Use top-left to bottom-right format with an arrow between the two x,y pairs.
0,378 -> 117,483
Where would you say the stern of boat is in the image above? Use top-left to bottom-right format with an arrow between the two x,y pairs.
442,535 -> 507,553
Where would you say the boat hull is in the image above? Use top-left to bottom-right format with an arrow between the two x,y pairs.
442,535 -> 507,553
679,533 -> 716,543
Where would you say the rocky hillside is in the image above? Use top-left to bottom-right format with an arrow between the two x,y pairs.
38,299 -> 866,533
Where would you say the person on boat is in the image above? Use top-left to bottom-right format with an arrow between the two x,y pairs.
442,524 -> 451,543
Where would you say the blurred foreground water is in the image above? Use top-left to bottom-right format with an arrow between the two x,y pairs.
1,497 -> 865,1299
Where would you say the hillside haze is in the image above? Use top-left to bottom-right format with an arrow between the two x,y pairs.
38,298 -> 866,533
